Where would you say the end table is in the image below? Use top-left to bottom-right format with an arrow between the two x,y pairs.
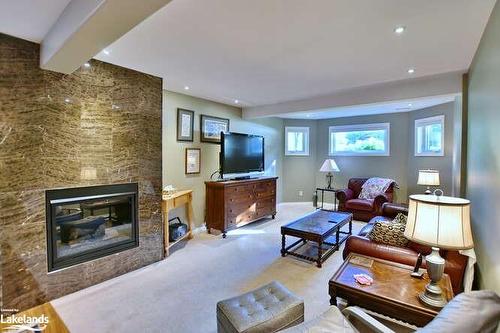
329,253 -> 453,327
315,187 -> 339,211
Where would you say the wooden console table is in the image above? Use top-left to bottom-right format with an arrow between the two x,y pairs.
161,190 -> 194,257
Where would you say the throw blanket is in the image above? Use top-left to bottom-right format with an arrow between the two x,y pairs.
359,177 -> 395,199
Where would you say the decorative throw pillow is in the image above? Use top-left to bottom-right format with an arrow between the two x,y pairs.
368,221 -> 408,247
358,177 -> 394,199
392,213 -> 407,225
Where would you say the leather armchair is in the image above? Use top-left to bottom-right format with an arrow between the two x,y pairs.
336,178 -> 396,222
342,203 -> 468,295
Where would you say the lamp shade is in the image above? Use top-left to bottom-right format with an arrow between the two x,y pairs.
319,159 -> 340,172
404,194 -> 473,250
417,169 -> 440,186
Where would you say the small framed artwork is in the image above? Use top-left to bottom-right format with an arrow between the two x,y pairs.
200,115 -> 230,143
185,148 -> 201,174
177,108 -> 195,142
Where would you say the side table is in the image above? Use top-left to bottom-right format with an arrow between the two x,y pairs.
315,187 -> 339,211
329,253 -> 453,327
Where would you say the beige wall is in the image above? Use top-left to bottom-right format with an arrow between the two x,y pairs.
162,91 -> 284,228
466,0 -> 500,293
315,113 -> 410,202
407,102 -> 455,196
282,120 -> 318,202
283,105 -> 458,204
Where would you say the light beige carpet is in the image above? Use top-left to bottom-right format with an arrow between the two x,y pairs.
52,202 -> 363,333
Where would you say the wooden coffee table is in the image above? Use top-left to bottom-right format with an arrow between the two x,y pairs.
329,253 -> 454,327
281,210 -> 352,268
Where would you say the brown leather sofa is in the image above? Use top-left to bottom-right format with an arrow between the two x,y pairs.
336,178 -> 397,222
342,202 -> 468,295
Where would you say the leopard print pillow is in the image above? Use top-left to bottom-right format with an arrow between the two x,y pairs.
392,213 -> 407,225
368,220 -> 408,247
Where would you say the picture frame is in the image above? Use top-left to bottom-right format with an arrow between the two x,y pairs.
185,148 -> 201,174
177,108 -> 195,142
200,114 -> 230,144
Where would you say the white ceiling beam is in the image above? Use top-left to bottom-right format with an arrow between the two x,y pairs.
40,0 -> 172,74
243,71 -> 464,119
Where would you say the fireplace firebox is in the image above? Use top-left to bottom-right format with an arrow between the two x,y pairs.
46,183 -> 139,271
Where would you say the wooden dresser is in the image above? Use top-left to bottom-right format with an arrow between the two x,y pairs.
205,177 -> 278,237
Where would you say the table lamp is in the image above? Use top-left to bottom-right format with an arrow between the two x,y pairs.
417,169 -> 440,194
319,159 -> 340,189
404,194 -> 473,308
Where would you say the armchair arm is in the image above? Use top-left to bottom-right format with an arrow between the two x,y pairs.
336,188 -> 354,204
342,307 -> 395,333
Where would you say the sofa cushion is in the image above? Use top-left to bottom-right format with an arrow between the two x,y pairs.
345,199 -> 374,212
279,307 -> 356,333
368,220 -> 409,247
417,290 -> 500,333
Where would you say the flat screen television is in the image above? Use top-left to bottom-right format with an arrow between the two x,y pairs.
220,132 -> 264,179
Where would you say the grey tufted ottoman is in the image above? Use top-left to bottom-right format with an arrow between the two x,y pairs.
217,281 -> 304,333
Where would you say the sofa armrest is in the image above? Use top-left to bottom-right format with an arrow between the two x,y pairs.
381,203 -> 408,218
342,235 -> 420,268
343,236 -> 467,294
336,188 -> 354,204
441,251 -> 468,294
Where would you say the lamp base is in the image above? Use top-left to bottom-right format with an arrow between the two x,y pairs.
419,285 -> 447,308
326,173 -> 333,189
424,186 -> 432,195
420,247 -> 447,309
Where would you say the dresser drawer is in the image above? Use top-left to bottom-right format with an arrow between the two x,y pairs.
225,186 -> 255,204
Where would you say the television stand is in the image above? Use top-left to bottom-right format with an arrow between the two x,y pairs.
205,177 -> 278,237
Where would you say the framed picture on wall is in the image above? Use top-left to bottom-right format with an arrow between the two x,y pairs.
200,115 -> 230,143
177,108 -> 195,142
185,148 -> 201,174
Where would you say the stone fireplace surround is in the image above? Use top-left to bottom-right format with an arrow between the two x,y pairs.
0,34 -> 163,311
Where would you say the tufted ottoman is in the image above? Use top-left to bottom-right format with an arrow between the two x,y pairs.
217,281 -> 304,333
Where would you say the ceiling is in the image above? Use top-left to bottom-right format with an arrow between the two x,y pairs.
0,0 -> 71,42
278,94 -> 457,119
0,0 -> 495,114
93,0 -> 494,108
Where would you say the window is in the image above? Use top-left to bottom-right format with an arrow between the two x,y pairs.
285,127 -> 309,156
415,115 -> 444,156
329,123 -> 390,156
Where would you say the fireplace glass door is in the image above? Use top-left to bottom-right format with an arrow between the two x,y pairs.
46,183 -> 139,271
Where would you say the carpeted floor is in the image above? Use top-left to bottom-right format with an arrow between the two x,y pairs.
52,202 -> 363,333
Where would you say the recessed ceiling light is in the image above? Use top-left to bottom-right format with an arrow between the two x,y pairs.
408,68 -> 415,74
112,104 -> 120,110
184,86 -> 190,90
83,62 -> 90,68
234,99 -> 239,104
64,98 -> 71,103
394,26 -> 406,34
102,49 -> 110,55
408,103 -> 413,107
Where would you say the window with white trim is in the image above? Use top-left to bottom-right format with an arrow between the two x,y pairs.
415,115 -> 444,156
285,127 -> 309,156
329,123 -> 390,156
